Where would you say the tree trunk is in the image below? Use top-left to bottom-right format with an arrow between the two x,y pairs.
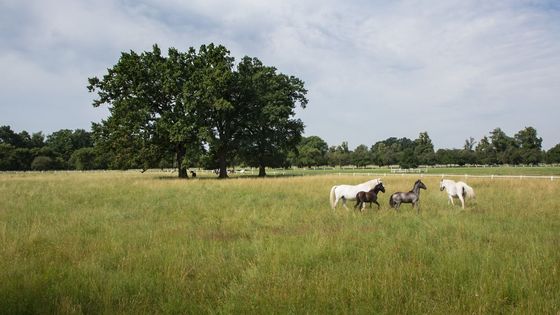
218,151 -> 228,178
258,164 -> 266,177
177,145 -> 188,179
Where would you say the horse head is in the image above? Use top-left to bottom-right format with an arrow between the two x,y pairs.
376,182 -> 385,193
415,179 -> 427,190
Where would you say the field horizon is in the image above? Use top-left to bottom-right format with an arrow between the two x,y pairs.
1,171 -> 559,313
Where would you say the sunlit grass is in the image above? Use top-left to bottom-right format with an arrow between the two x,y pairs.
0,172 -> 559,313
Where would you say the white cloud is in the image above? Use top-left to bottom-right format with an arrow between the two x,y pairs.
1,0 -> 559,148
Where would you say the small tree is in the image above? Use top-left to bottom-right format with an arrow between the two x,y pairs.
514,126 -> 542,165
475,136 -> 497,165
489,128 -> 518,164
414,131 -> 435,165
351,144 -> 371,167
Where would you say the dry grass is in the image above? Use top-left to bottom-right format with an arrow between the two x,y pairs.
0,172 -> 559,314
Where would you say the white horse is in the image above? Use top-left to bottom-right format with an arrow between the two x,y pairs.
439,179 -> 475,209
330,178 -> 382,210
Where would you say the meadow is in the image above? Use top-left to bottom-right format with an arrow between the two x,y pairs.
0,171 -> 559,314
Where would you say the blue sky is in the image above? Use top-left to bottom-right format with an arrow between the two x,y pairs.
1,0 -> 559,149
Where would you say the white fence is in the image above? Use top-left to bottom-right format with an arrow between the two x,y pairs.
389,168 -> 428,174
258,170 -> 559,181
327,172 -> 559,181
18,168 -> 553,181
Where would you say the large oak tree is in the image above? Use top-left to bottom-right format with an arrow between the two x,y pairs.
89,45 -> 206,178
88,43 -> 307,178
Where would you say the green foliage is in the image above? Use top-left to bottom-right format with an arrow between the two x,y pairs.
326,142 -> 352,167
470,127 -> 544,165
46,129 -> 93,163
69,148 -> 99,170
12,148 -> 34,170
545,144 -> 560,163
464,137 -> 476,151
475,136 -> 497,165
185,44 -> 239,178
30,156 -> 58,170
293,136 -> 328,168
0,144 -> 34,170
0,125 -> 26,147
236,57 -> 307,176
0,144 -> 16,170
489,128 -> 517,164
368,137 -> 416,167
0,126 -> 98,171
399,148 -> 418,169
88,45 -> 187,174
436,148 -> 476,166
351,144 -> 371,167
514,127 -> 543,165
413,131 -> 435,165
89,43 -> 307,178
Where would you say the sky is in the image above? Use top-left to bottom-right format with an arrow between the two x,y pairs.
1,0 -> 559,149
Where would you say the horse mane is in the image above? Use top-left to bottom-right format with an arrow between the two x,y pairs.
364,178 -> 382,184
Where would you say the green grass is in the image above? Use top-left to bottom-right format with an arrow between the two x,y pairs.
1,172 -> 559,314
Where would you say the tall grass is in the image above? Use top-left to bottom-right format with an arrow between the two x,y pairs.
0,172 -> 558,314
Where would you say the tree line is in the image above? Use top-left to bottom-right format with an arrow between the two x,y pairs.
0,126 -> 98,171
2,124 -> 560,173
293,128 -> 560,168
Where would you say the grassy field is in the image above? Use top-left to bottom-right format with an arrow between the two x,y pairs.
1,171 -> 559,314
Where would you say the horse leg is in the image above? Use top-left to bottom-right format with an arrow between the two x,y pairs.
354,199 -> 360,209
458,195 -> 465,209
373,201 -> 380,209
333,196 -> 339,210
342,197 -> 349,210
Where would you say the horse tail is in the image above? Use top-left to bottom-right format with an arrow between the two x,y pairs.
389,195 -> 395,208
463,184 -> 475,199
330,186 -> 337,209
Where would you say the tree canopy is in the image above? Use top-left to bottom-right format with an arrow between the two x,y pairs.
88,43 -> 307,178
0,124 -> 556,172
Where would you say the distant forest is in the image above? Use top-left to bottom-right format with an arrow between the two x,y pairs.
1,125 -> 559,173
